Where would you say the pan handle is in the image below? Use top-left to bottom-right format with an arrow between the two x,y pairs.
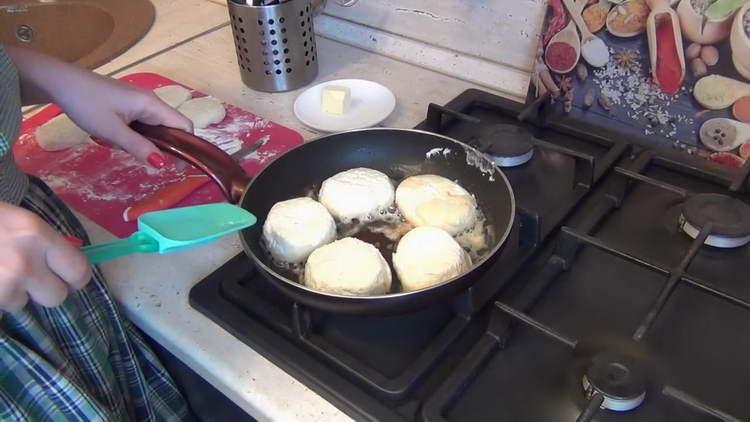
131,122 -> 250,204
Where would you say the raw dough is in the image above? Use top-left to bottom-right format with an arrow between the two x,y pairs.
35,113 -> 90,151
154,85 -> 192,108
395,174 -> 477,236
318,167 -> 395,222
304,237 -> 392,296
392,226 -> 472,292
262,197 -> 336,263
177,96 -> 226,129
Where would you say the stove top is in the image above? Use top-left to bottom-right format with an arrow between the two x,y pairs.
189,90 -> 750,421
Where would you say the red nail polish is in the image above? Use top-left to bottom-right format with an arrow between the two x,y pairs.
64,235 -> 84,247
147,153 -> 166,168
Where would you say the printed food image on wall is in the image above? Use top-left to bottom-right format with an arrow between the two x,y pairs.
530,0 -> 750,168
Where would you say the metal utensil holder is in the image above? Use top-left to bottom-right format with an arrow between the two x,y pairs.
228,0 -> 318,92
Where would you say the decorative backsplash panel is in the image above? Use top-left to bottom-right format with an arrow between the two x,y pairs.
316,0 -> 546,100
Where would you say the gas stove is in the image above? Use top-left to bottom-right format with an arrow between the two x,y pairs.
189,90 -> 750,421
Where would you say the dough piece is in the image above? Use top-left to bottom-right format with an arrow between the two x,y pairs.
395,174 -> 477,236
154,85 -> 192,108
177,96 -> 226,129
304,237 -> 392,296
392,226 -> 471,292
35,114 -> 90,151
262,197 -> 336,263
318,168 -> 394,222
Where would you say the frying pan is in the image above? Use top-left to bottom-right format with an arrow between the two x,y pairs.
132,123 -> 515,314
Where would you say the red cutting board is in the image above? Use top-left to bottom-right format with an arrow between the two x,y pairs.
13,72 -> 303,238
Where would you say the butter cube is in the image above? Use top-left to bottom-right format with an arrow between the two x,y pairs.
321,85 -> 351,115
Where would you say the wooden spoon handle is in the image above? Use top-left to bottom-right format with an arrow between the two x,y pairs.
562,0 -> 592,38
645,0 -> 671,11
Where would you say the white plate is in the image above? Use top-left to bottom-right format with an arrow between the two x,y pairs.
293,79 -> 396,132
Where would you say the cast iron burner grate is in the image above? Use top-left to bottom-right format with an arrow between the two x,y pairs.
488,295 -> 744,422
419,96 -> 628,240
189,89 -> 638,421
424,148 -> 750,421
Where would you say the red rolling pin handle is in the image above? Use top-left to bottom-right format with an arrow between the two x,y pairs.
122,175 -> 210,222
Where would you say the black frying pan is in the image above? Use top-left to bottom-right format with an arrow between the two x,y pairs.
133,124 -> 515,314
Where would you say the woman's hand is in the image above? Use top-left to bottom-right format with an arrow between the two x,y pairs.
7,46 -> 193,167
54,74 -> 193,167
0,203 -> 91,312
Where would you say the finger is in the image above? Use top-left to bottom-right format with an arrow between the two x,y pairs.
101,121 -> 170,169
174,158 -> 190,170
107,122 -> 162,165
0,286 -> 29,313
139,95 -> 194,133
25,267 -> 68,308
45,232 -> 92,291
63,235 -> 84,247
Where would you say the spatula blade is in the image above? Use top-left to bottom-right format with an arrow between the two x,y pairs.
138,203 -> 257,252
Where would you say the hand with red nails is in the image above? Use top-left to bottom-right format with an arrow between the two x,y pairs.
0,202 -> 91,312
0,46 -> 196,414
7,47 -> 193,167
0,49 -> 190,310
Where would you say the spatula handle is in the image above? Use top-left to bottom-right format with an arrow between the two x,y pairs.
81,232 -> 159,264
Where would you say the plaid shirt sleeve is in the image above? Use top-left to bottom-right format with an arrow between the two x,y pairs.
0,132 -> 8,156
0,178 -> 193,422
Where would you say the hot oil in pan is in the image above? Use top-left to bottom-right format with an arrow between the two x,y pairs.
262,179 -> 493,294
261,244 -> 305,282
337,205 -> 412,293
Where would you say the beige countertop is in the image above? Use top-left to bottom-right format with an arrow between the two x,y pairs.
61,2 -> 540,420
96,0 -> 229,75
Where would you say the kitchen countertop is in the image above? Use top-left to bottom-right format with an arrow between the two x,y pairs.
96,0 -> 229,75
69,7 -> 538,422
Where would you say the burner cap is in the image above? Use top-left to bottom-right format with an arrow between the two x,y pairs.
582,351 -> 646,412
680,193 -> 750,248
475,124 -> 534,167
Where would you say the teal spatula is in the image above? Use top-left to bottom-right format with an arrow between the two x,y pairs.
81,203 -> 257,264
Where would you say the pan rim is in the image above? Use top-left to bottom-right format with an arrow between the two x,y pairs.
239,127 -> 516,300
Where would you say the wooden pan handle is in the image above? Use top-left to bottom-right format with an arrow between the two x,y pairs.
130,122 -> 250,203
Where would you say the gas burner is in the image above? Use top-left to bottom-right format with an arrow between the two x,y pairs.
581,351 -> 647,412
474,124 -> 534,167
679,193 -> 750,248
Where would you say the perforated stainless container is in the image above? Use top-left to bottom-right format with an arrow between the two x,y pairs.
228,0 -> 318,92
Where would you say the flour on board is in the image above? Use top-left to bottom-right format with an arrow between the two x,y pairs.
31,112 -> 274,202
195,114 -> 270,155
37,145 -> 186,202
